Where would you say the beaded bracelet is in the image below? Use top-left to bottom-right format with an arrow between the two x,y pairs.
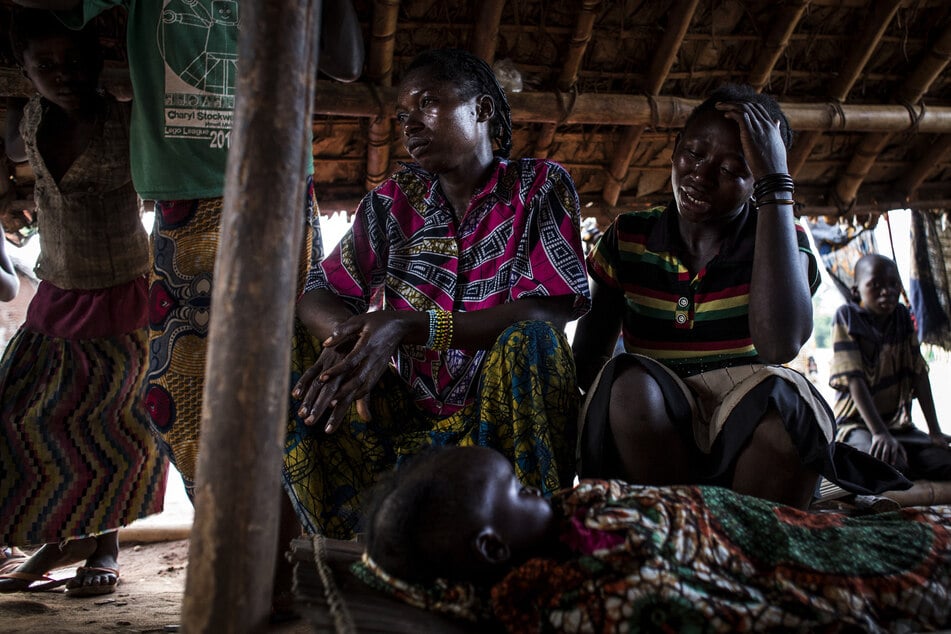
426,309 -> 453,351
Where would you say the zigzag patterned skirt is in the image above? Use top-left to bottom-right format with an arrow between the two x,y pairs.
0,278 -> 168,545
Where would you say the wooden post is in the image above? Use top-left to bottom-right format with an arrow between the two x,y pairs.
180,0 -> 320,631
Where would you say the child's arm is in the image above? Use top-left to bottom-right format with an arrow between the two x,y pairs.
847,375 -> 908,467
913,371 -> 949,447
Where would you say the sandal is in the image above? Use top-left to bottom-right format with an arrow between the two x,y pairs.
65,566 -> 120,597
0,547 -> 28,576
0,570 -> 70,592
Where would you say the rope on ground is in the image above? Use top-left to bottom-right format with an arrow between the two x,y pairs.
312,533 -> 357,634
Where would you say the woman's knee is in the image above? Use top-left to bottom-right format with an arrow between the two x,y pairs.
606,364 -> 688,483
734,412 -> 818,508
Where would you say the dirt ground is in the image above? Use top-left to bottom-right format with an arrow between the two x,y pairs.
0,474 -> 313,634
0,539 -> 317,634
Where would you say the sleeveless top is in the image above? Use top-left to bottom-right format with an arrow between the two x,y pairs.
21,92 -> 149,290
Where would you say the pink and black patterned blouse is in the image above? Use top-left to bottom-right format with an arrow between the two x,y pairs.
305,158 -> 590,416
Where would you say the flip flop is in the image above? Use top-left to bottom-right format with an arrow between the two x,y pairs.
65,566 -> 120,597
0,547 -> 28,576
0,570 -> 70,592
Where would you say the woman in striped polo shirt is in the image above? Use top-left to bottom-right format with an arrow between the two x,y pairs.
574,84 -> 907,509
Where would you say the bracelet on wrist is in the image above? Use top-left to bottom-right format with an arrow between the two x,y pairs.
425,309 -> 453,351
754,198 -> 797,210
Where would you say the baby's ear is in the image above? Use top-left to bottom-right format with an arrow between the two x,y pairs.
473,528 -> 510,565
850,285 -> 861,303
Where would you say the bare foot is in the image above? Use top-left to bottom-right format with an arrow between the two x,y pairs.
0,537 -> 97,592
65,531 -> 120,596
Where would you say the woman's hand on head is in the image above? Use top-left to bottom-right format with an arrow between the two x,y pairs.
716,101 -> 788,179
292,311 -> 411,433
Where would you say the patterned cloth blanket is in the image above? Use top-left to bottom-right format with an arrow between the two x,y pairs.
354,481 -> 951,633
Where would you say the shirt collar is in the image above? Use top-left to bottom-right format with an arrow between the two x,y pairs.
398,158 -> 508,212
646,200 -> 756,263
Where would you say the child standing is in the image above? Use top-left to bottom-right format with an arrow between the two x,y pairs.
830,253 -> 951,480
358,446 -> 951,633
0,9 -> 167,596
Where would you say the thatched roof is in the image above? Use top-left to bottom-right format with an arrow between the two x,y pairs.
3,0 -> 951,226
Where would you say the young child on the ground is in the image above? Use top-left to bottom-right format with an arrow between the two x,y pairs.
830,253 -> 951,480
356,445 -> 951,633
0,8 -> 167,596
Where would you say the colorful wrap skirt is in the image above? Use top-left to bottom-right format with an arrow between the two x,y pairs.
145,178 -> 319,495
0,277 -> 168,545
284,320 -> 579,539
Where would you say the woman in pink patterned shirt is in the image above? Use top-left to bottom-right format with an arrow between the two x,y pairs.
285,48 -> 591,539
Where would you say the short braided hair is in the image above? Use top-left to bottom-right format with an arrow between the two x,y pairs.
405,48 -> 513,158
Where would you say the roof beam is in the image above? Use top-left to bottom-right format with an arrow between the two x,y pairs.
534,0 -> 601,159
312,81 -> 951,133
748,1 -> 809,91
601,0 -> 699,207
789,0 -> 903,177
896,134 -> 951,200
833,20 -> 951,207
363,0 -> 400,191
470,0 -> 506,64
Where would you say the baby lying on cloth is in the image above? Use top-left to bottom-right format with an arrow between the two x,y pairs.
354,446 -> 951,633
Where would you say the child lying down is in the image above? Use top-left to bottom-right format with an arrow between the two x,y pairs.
353,446 -> 951,633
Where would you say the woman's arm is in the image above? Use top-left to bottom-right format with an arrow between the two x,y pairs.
572,277 -> 624,392
719,101 -> 813,362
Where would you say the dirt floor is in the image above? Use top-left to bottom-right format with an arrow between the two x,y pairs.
0,539 -> 315,633
0,474 -> 313,634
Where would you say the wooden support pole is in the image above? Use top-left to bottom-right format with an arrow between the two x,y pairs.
180,0 -> 319,631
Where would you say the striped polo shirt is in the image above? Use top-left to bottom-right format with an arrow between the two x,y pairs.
587,203 -> 820,378
829,301 -> 927,435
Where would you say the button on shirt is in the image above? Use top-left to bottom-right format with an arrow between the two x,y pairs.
587,203 -> 820,378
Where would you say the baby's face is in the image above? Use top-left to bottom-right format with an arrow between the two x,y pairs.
855,259 -> 902,317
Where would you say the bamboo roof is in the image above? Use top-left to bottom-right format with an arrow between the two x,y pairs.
3,0 -> 951,225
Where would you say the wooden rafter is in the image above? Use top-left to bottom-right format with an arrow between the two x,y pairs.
363,0 -> 400,191
470,0 -> 506,64
833,21 -> 951,206
896,134 -> 951,200
748,1 -> 809,91
534,0 -> 600,158
601,0 -> 699,207
789,0 -> 903,177
313,81 -> 951,133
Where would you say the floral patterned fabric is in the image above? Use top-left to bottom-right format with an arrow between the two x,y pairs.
354,480 -> 951,633
494,481 -> 951,633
